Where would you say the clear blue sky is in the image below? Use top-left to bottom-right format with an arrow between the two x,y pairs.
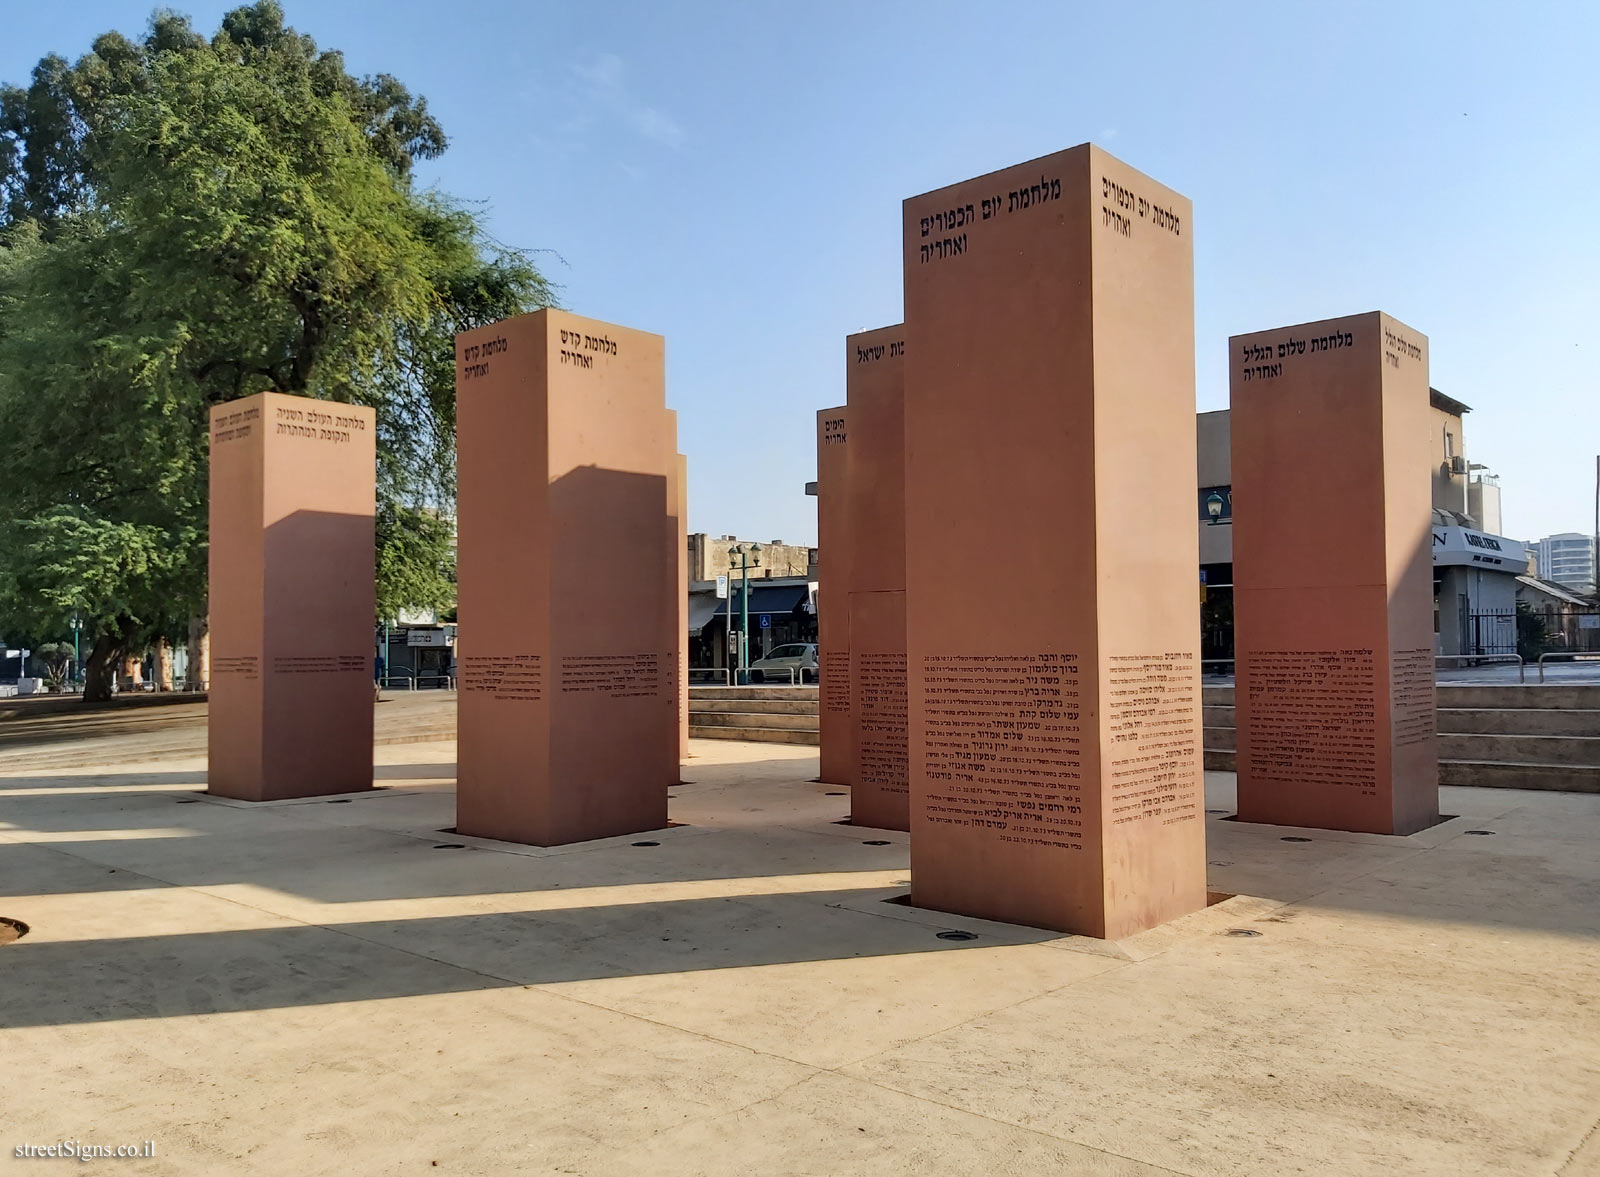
6,1 -> 1597,546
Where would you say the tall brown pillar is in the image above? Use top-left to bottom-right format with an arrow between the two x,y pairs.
455,309 -> 675,846
676,449 -> 689,768
903,145 -> 1206,938
1232,313 -> 1438,835
207,392 -> 376,801
846,326 -> 908,830
816,407 -> 852,785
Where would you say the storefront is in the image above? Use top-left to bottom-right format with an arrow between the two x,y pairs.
1432,525 -> 1527,657
688,577 -> 816,669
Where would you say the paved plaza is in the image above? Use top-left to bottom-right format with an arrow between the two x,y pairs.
1,710 -> 1597,1176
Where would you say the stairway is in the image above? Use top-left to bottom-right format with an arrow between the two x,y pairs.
688,685 -> 820,746
1203,683 -> 1600,792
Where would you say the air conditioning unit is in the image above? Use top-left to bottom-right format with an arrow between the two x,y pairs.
1449,456 -> 1469,475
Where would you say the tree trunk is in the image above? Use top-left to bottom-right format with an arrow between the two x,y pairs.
154,639 -> 174,691
121,654 -> 143,690
82,633 -> 125,703
187,612 -> 210,691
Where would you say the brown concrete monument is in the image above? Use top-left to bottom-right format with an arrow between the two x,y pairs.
903,146 -> 1206,938
845,326 -> 908,830
816,405 -> 852,786
676,449 -> 689,767
207,392 -> 376,801
456,309 -> 676,845
1231,313 -> 1438,835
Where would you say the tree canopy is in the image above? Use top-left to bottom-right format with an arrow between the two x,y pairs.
0,2 -> 553,698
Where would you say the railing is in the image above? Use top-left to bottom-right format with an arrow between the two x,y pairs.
689,667 -> 734,686
1201,654 -> 1531,683
1436,653 -> 1525,683
748,666 -> 803,684
1538,651 -> 1600,683
377,670 -> 456,690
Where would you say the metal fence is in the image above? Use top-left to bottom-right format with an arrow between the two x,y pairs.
1463,609 -> 1518,657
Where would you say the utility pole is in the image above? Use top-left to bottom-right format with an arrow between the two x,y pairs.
726,543 -> 762,679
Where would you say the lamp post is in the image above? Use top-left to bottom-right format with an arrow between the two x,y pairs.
69,613 -> 83,688
727,543 -> 761,678
1205,491 -> 1225,524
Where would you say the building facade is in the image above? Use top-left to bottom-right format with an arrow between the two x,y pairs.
687,575 -> 816,669
687,534 -> 817,583
1532,533 -> 1597,598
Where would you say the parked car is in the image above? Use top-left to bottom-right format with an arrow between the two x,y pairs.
750,643 -> 819,683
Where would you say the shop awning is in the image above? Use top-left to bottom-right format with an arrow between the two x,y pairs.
738,583 -> 809,615
688,594 -> 724,633
689,583 -> 810,634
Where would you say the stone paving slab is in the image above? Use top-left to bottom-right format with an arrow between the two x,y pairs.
1,735 -> 1597,1175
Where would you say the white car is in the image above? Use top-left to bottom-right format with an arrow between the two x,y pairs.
750,643 -> 819,684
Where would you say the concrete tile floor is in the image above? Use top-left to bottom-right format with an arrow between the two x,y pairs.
1,736 -> 1598,1176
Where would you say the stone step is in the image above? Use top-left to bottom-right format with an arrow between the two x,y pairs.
1202,747 -> 1599,793
1201,686 -> 1234,705
1437,708 -> 1600,736
1204,726 -> 1236,752
1436,684 -> 1600,710
688,711 -> 820,732
689,724 -> 820,746
1439,732 -> 1600,767
375,725 -> 456,746
688,686 -> 819,702
1438,759 -> 1600,793
689,697 -> 819,716
1206,708 -> 1600,738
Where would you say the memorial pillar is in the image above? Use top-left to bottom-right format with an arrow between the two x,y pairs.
207,391 -> 376,801
1231,313 -> 1438,835
676,449 -> 690,769
456,309 -> 675,845
846,326 -> 908,830
903,145 -> 1205,938
816,406 -> 853,785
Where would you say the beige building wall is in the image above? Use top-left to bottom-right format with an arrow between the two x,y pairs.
1196,409 -> 1233,567
1428,392 -> 1470,519
688,534 -> 815,583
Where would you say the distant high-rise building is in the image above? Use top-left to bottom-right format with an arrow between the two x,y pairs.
1533,533 -> 1597,597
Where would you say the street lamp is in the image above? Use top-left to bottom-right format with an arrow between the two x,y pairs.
1205,491 -> 1226,524
727,543 -> 761,678
69,612 -> 83,688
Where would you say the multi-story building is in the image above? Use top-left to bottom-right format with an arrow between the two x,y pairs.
1532,533 -> 1597,598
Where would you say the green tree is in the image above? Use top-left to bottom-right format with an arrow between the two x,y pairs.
0,3 -> 552,701
34,641 -> 73,691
